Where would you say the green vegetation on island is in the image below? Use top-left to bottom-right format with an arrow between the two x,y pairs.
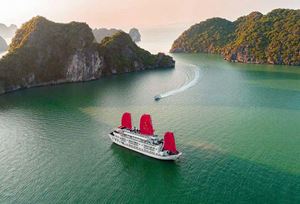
99,31 -> 169,74
171,9 -> 300,65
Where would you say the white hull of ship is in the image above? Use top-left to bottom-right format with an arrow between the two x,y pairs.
109,134 -> 181,161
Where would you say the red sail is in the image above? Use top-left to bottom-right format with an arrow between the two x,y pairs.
139,114 -> 154,135
163,132 -> 178,154
120,112 -> 132,129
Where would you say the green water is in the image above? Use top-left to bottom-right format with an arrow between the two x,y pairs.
1,36 -> 300,203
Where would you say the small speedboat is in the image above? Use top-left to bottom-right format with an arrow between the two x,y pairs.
154,95 -> 161,101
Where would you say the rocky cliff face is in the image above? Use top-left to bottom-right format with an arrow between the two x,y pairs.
0,17 -> 174,95
65,50 -> 103,82
0,36 -> 7,52
171,9 -> 300,66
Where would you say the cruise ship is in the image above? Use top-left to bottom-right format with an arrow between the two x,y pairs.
109,112 -> 182,160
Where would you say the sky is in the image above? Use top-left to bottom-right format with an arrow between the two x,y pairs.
0,0 -> 299,29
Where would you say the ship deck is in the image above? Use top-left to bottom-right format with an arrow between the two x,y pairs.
114,128 -> 163,146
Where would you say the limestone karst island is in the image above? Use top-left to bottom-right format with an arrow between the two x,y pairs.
171,9 -> 299,65
0,1 -> 299,204
0,17 -> 174,95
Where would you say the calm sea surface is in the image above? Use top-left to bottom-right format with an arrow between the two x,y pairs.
0,27 -> 300,203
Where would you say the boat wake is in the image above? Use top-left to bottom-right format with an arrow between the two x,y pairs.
155,64 -> 201,100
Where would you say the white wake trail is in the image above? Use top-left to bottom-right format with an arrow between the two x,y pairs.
155,65 -> 201,100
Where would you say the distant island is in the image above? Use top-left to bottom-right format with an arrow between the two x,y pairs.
0,17 -> 174,95
171,9 -> 300,66
0,23 -> 17,39
128,28 -> 141,42
0,23 -> 16,52
0,36 -> 7,52
93,27 -> 141,43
